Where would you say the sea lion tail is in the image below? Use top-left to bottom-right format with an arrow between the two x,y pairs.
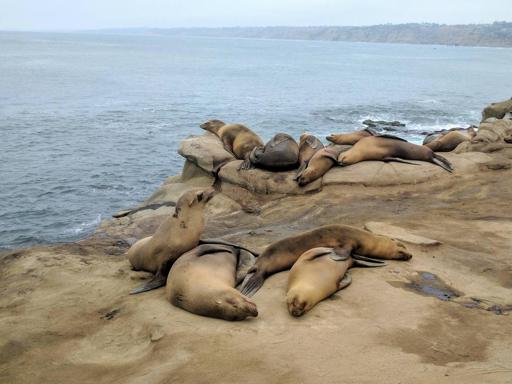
351,254 -> 387,267
432,154 -> 453,173
240,269 -> 265,297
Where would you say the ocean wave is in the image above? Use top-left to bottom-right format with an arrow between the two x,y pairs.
64,214 -> 102,236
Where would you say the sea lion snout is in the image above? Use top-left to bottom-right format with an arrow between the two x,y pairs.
200,119 -> 224,131
222,295 -> 258,320
286,294 -> 308,317
395,241 -> 413,260
326,134 -> 335,143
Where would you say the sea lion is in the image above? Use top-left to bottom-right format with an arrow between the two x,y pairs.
127,188 -> 215,294
286,247 -> 386,317
326,128 -> 376,145
241,224 -> 412,296
338,136 -> 453,172
295,133 -> 324,178
295,145 -> 351,186
166,244 -> 258,321
424,129 -> 476,152
200,119 -> 264,170
247,133 -> 299,171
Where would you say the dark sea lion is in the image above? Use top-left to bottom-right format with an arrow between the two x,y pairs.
424,129 -> 476,152
166,244 -> 258,321
286,247 -> 386,317
295,133 -> 324,178
326,128 -> 376,145
200,120 -> 264,170
295,145 -> 351,186
240,224 -> 412,296
338,136 -> 453,172
127,188 -> 215,294
248,133 -> 299,171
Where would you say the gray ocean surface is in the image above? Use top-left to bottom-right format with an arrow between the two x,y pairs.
1,31 -> 511,250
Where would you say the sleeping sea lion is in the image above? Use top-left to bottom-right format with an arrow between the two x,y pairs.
422,127 -> 476,146
338,136 -> 453,172
295,145 -> 351,186
127,188 -> 215,294
286,247 -> 386,317
240,224 -> 412,296
295,133 -> 324,178
200,120 -> 263,170
424,129 -> 476,152
166,244 -> 258,321
326,128 -> 376,145
248,133 -> 299,171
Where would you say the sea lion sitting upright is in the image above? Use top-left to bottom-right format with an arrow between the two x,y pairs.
286,247 -> 386,317
166,244 -> 258,321
338,136 -> 453,172
241,224 -> 412,296
326,128 -> 376,145
127,188 -> 215,294
295,133 -> 324,178
424,129 -> 476,152
248,133 -> 299,171
200,119 -> 264,170
295,145 -> 351,186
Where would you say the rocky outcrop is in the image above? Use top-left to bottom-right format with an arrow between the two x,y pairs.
482,98 -> 512,121
178,133 -> 235,174
456,118 -> 512,153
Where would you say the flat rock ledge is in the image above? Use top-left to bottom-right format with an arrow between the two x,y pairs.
179,134 -> 493,194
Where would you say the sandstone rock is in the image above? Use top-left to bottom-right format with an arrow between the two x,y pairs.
178,133 -> 235,174
218,160 -> 321,195
482,98 -> 512,121
322,152 -> 492,187
365,221 -> 441,245
456,119 -> 512,153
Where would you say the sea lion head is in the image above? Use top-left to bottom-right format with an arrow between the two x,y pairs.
173,188 -> 216,217
286,291 -> 313,317
394,240 -> 413,261
296,167 -> 315,186
200,119 -> 225,133
325,134 -> 338,144
214,292 -> 258,321
249,145 -> 265,164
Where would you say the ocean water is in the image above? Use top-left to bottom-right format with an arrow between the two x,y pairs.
1,31 -> 511,250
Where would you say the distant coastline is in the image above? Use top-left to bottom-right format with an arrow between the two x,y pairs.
103,22 -> 512,48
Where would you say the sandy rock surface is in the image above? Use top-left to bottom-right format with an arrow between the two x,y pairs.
2,140 -> 512,384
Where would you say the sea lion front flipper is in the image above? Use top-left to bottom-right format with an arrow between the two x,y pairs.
382,157 -> 420,166
236,249 -> 257,286
129,272 -> 167,295
337,272 -> 352,290
240,268 -> 265,297
351,254 -> 387,268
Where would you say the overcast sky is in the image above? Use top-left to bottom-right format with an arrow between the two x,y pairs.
0,0 -> 509,31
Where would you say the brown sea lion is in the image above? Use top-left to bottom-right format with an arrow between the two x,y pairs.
248,133 -> 299,171
200,119 -> 264,170
295,133 -> 324,178
286,247 -> 386,317
326,128 -> 376,145
338,136 -> 453,172
240,224 -> 412,296
166,244 -> 258,321
127,188 -> 215,294
424,129 -> 476,152
295,145 -> 351,186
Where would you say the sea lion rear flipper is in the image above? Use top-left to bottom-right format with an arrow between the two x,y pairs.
338,272 -> 352,290
382,157 -> 420,166
129,272 -> 167,295
432,154 -> 454,173
294,161 -> 308,180
351,254 -> 387,268
238,159 -> 254,171
376,134 -> 408,142
236,249 -> 257,285
240,269 -> 265,297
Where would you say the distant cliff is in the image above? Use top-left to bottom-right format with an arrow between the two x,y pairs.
151,22 -> 512,48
